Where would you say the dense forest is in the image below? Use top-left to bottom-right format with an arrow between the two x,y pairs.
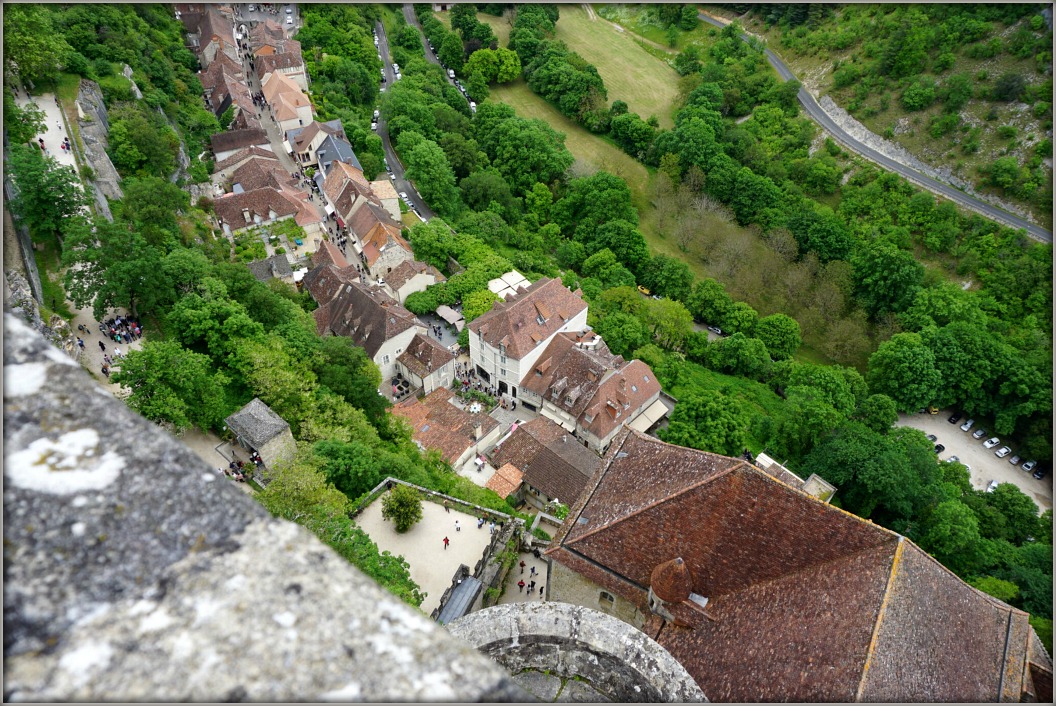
2,3 -> 1051,646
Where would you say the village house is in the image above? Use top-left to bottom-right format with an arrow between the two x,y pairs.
262,71 -> 313,135
394,332 -> 455,396
519,331 -> 666,454
488,416 -> 603,511
247,19 -> 287,52
312,281 -> 424,381
213,187 -> 299,234
349,202 -> 413,278
546,428 -> 1052,703
287,120 -> 347,169
254,39 -> 308,91
211,127 -> 270,162
392,387 -> 502,469
182,5 -> 238,68
322,161 -> 376,226
467,277 -> 589,401
315,133 -> 360,182
224,397 -> 295,471
246,253 -> 294,283
212,146 -> 278,181
228,155 -> 299,193
385,259 -> 445,304
301,240 -> 360,305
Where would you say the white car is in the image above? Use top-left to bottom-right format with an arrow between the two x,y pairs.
286,16 -> 293,25
399,191 -> 409,201
994,446 -> 1012,458
286,6 -> 293,14
1009,455 -> 1021,465
986,480 -> 999,493
389,172 -> 395,180
469,101 -> 476,112
373,109 -> 380,119
370,122 -> 377,131
392,63 -> 399,72
447,68 -> 455,79
983,437 -> 1000,449
248,5 -> 256,11
959,419 -> 974,432
1022,460 -> 1037,473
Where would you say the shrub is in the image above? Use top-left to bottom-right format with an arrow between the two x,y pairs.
901,79 -> 936,111
381,484 -> 424,533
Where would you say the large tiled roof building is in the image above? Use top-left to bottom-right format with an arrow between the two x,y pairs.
546,429 -> 1052,702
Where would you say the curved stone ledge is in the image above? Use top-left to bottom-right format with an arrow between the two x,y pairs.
3,313 -> 526,701
446,601 -> 706,702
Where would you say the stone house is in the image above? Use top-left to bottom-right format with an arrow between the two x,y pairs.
312,281 -> 424,381
546,428 -> 1050,703
224,397 -> 295,470
394,332 -> 455,396
489,416 -> 602,511
392,387 -> 502,469
519,331 -> 665,454
287,119 -> 345,169
188,6 -> 238,68
211,128 -> 269,162
385,259 -> 445,304
254,40 -> 308,91
262,71 -> 313,135
301,242 -> 360,304
467,277 -> 589,401
211,146 -> 277,181
213,187 -> 299,234
246,253 -> 293,283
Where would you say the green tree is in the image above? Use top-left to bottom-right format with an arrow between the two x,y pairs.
3,4 -> 70,85
382,483 -> 424,533
219,105 -> 235,130
405,139 -> 461,218
706,332 -> 771,379
970,576 -> 1021,604
118,176 -> 191,247
462,288 -> 498,322
640,254 -> 694,301
659,392 -> 750,456
641,297 -> 694,350
439,32 -> 465,73
919,500 -> 985,575
854,394 -> 899,434
6,144 -> 89,247
314,439 -> 386,500
720,301 -> 759,337
495,47 -> 522,83
3,89 -> 46,145
464,48 -> 499,84
867,333 -> 942,413
686,278 -> 733,325
852,241 -> 925,319
592,310 -> 649,358
314,336 -> 387,429
754,313 -> 802,361
110,340 -> 229,432
62,217 -> 169,319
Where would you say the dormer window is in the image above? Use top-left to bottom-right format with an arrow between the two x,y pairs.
536,313 -> 546,325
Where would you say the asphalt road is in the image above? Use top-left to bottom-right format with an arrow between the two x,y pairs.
402,3 -> 469,100
698,13 -> 1052,243
374,19 -> 433,220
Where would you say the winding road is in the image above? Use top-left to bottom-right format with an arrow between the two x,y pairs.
697,12 -> 1052,243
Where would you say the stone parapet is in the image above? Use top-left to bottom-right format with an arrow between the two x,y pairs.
3,312 -> 527,702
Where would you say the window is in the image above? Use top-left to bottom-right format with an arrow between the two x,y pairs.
500,354 -> 507,365
536,314 -> 545,325
500,368 -> 507,377
599,591 -> 614,613
383,355 -> 390,364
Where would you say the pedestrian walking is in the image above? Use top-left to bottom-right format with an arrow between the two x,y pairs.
98,341 -> 106,352
101,365 -> 110,378
519,560 -> 526,575
489,521 -> 496,535
76,337 -> 85,350
455,520 -> 461,532
518,580 -> 525,593
442,536 -> 450,550
538,584 -> 544,597
443,499 -> 450,513
477,517 -> 484,529
530,566 -> 536,578
528,580 -> 535,593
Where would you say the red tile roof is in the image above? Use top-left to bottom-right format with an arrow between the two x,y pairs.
469,278 -> 587,360
392,388 -> 499,465
313,240 -> 349,270
490,417 -> 601,507
396,333 -> 454,379
386,259 -> 445,292
211,127 -> 269,156
214,145 -> 277,173
486,463 -> 523,499
547,429 -> 1037,702
302,262 -> 358,306
213,187 -> 298,231
313,281 -> 420,358
230,156 -> 297,192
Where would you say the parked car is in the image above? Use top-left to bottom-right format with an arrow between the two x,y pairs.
1021,460 -> 1037,473
373,109 -> 380,119
392,63 -> 399,72
447,68 -> 455,79
389,172 -> 395,180
983,437 -> 1000,449
947,455 -> 960,464
370,122 -> 377,131
947,412 -> 962,424
1031,467 -> 1046,480
286,6 -> 293,14
707,325 -> 723,335
248,5 -> 256,11
934,444 -> 945,454
1008,455 -> 1021,466
637,285 -> 651,296
469,101 -> 477,112
286,15 -> 293,25
398,191 -> 409,201
994,446 -> 1012,458
960,419 -> 975,432
926,434 -> 938,442
972,428 -> 987,440
986,480 -> 999,493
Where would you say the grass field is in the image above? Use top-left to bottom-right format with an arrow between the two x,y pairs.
554,5 -> 680,129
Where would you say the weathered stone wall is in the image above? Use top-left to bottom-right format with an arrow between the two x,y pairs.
446,602 -> 706,702
3,313 -> 527,702
548,560 -> 647,629
4,270 -> 78,362
75,79 -> 123,211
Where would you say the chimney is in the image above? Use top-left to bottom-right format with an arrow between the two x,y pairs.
242,208 -> 250,222
473,423 -> 483,440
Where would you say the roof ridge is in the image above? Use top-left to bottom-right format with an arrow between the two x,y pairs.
855,536 -> 905,701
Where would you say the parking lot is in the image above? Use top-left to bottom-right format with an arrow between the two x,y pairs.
895,410 -> 1051,512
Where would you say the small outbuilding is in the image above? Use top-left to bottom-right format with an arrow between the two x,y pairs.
225,397 -> 295,470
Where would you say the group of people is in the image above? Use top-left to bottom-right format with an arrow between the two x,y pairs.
429,323 -> 445,340
74,315 -> 141,380
516,578 -> 544,598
